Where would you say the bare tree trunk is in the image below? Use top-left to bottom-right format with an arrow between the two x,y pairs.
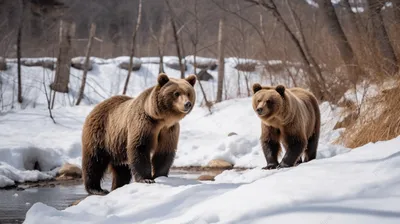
165,0 -> 185,78
216,18 -> 225,103
283,0 -> 327,100
317,0 -> 364,83
191,0 -> 211,112
368,0 -> 399,76
76,23 -> 96,106
50,20 -> 75,94
122,0 -> 142,95
159,24 -> 166,74
17,0 -> 26,104
392,0 -> 400,23
245,0 -> 327,100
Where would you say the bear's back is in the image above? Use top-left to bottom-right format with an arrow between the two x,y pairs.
286,87 -> 320,138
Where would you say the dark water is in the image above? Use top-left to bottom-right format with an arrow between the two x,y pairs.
0,171 -> 203,224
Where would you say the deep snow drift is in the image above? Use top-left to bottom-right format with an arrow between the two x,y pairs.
24,137 -> 400,224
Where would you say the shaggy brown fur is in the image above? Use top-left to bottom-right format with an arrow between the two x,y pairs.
81,73 -> 196,195
252,83 -> 320,169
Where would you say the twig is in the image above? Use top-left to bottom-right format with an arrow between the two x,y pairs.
43,69 -> 56,124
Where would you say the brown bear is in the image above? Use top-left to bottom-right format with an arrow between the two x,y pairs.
252,83 -> 320,170
81,73 -> 197,195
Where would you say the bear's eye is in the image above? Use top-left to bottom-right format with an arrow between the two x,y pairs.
174,92 -> 180,97
257,99 -> 261,103
266,99 -> 273,106
188,93 -> 191,97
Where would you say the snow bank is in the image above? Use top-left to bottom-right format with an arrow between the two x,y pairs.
25,136 -> 400,223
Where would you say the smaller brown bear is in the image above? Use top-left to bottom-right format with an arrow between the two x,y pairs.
81,73 -> 196,195
252,83 -> 320,169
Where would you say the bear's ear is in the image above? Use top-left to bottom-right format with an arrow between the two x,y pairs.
185,74 -> 197,86
157,73 -> 169,87
253,83 -> 262,94
275,85 -> 285,97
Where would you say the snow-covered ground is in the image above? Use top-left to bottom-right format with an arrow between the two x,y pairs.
24,137 -> 400,223
1,56 -> 399,223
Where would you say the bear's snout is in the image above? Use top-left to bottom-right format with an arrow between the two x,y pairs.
256,107 -> 264,115
184,101 -> 192,111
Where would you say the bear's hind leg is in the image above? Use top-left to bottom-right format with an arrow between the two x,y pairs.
83,148 -> 110,195
304,132 -> 319,162
152,124 -> 179,178
110,164 -> 132,191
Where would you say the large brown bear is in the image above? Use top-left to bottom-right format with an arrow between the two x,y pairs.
81,73 -> 196,195
252,83 -> 320,170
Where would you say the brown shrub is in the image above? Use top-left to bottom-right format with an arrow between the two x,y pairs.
337,81 -> 400,148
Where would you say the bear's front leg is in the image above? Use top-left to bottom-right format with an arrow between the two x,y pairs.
278,135 -> 306,169
261,125 -> 281,170
152,124 -> 179,178
128,134 -> 155,184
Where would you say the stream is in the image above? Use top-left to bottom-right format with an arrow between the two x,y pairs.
0,170 -> 207,224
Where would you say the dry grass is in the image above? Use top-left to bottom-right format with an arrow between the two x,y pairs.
337,79 -> 400,148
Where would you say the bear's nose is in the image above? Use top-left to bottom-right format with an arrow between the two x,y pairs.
256,107 -> 263,115
184,101 -> 192,110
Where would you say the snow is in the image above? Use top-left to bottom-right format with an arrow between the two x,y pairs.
184,55 -> 217,65
1,55 -> 399,223
24,137 -> 400,223
0,55 -> 345,188
0,94 -> 344,187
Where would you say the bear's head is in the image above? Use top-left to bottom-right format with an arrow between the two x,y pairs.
153,73 -> 197,118
252,83 -> 286,120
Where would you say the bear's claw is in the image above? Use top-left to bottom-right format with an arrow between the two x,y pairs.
138,179 -> 155,184
262,164 -> 278,170
277,162 -> 291,170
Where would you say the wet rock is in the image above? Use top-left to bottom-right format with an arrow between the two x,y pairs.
235,62 -> 258,72
118,58 -> 142,71
56,163 -> 82,180
21,59 -> 55,70
196,69 -> 214,81
71,57 -> 93,71
197,175 -> 215,181
207,159 -> 233,169
191,61 -> 217,71
69,197 -> 87,207
165,58 -> 187,71
228,132 -> 237,137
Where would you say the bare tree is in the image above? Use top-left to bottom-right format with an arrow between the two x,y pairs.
189,0 -> 212,112
216,18 -> 225,103
122,0 -> 142,95
392,0 -> 400,23
76,23 -> 96,106
165,0 -> 185,78
368,0 -> 398,76
43,69 -> 55,124
17,0 -> 27,104
50,20 -> 75,94
317,0 -> 364,83
150,19 -> 167,74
